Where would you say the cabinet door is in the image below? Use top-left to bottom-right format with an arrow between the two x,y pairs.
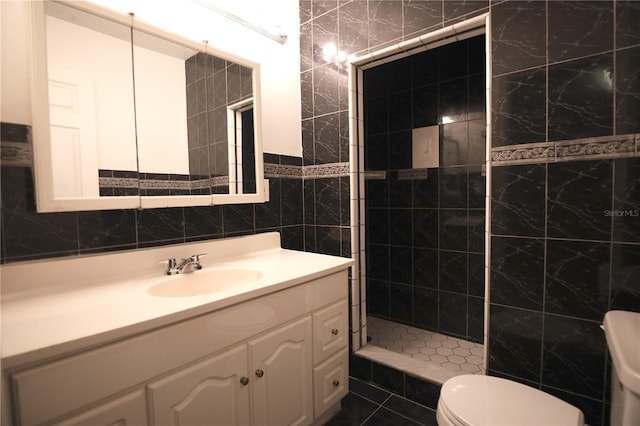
249,316 -> 313,426
147,345 -> 250,426
51,389 -> 147,426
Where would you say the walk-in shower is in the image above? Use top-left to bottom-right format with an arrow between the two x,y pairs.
348,15 -> 490,385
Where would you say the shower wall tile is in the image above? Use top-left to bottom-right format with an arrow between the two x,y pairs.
439,291 -> 467,337
338,1 -> 369,56
444,1 -> 489,23
403,0 -> 442,38
414,287 -> 439,329
413,248 -> 438,288
367,0 -> 403,49
439,250 -> 467,294
491,1 -> 546,76
547,1 -> 613,63
547,159 -> 613,241
548,53 -> 614,141
389,282 -> 413,322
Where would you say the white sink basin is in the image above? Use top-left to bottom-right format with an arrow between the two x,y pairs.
148,267 -> 263,297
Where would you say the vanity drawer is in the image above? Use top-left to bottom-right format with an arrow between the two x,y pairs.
313,300 -> 348,364
313,348 -> 348,417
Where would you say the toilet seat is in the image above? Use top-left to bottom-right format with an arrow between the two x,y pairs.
438,375 -> 584,426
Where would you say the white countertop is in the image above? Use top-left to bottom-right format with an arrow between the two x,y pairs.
1,233 -> 353,370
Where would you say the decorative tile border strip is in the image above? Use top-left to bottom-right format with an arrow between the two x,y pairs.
398,168 -> 429,180
1,141 -> 33,167
364,170 -> 387,180
492,133 -> 639,166
264,163 -> 302,179
302,162 -> 349,179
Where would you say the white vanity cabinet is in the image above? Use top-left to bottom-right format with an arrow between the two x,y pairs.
6,270 -> 349,426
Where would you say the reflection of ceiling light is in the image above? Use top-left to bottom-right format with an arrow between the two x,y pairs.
322,42 -> 348,64
601,68 -> 613,90
442,116 -> 453,124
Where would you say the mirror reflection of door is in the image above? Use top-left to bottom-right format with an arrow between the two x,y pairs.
45,2 -> 137,198
227,100 -> 255,194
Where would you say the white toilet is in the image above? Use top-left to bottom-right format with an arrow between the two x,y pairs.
436,310 -> 640,426
436,375 -> 584,426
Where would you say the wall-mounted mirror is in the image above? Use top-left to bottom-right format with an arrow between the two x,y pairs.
29,0 -> 267,212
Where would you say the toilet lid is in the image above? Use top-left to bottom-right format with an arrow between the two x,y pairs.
439,375 -> 584,426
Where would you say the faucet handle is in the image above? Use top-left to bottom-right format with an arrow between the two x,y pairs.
159,258 -> 178,275
189,253 -> 207,270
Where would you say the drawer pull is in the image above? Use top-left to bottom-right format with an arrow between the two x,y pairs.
331,328 -> 339,336
255,369 -> 264,378
332,380 -> 340,387
240,377 -> 249,386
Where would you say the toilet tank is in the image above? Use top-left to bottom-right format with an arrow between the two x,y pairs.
603,311 -> 640,426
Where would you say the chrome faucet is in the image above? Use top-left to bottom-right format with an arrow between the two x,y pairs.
160,253 -> 207,275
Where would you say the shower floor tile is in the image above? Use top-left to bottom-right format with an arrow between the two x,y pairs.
367,316 -> 485,375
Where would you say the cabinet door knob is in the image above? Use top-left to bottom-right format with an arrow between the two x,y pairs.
255,369 -> 264,378
240,377 -> 249,386
331,328 -> 339,335
332,380 -> 340,387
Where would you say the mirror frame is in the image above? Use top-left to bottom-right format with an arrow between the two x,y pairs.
29,0 -> 268,212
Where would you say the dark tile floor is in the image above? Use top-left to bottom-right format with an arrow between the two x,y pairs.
325,377 -> 438,426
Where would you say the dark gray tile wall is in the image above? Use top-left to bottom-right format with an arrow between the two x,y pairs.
490,2 -> 640,426
302,1 -> 639,424
363,36 -> 486,343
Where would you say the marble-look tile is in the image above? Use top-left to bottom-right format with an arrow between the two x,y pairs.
389,209 -> 413,246
444,1 -> 489,23
403,0 -> 442,39
390,282 -> 413,322
222,204 -> 254,235
439,250 -> 467,293
301,118 -> 314,166
365,133 -> 388,170
382,395 -> 436,425
547,160 -> 613,241
312,0 -> 337,18
491,164 -> 546,237
389,92 -> 413,133
492,67 -> 546,146
386,56 -> 413,95
468,296 -> 484,343
299,0 -> 311,24
542,386 -> 604,426
299,21 -> 313,72
439,209 -> 468,252
412,168 -> 439,208
368,1 -> 403,49
468,167 -> 485,208
413,209 -> 438,249
441,121 -> 468,167
412,84 -> 439,128
468,74 -> 485,121
414,248 -> 438,288
405,375 -> 442,410
491,236 -> 544,310
548,53 -> 614,141
439,77 -> 468,123
313,64 -> 340,116
488,305 -> 543,383
315,225 -> 342,256
388,130 -> 412,169
468,35 -> 485,76
412,49 -> 439,89
365,96 -> 389,135
314,112 -> 341,164
137,208 -> 184,244
414,287 -> 439,329
610,243 -> 640,312
467,210 -> 485,253
467,119 -> 486,165
255,180 -> 281,230
315,177 -> 341,225
366,178 -> 389,208
545,240 -> 610,321
548,1 -> 613,63
439,168 -> 468,208
438,39 -> 468,82
439,292 -> 467,337
542,314 -> 607,399
184,206 -> 222,239
613,157 -> 640,242
372,357 -> 406,395
367,244 -> 390,281
339,1 -> 369,57
367,278 -> 390,317
389,174 -> 413,208
312,5 -> 338,67
491,1 -> 546,76
300,70 -> 313,120
324,393 -> 378,426
467,253 -> 484,297
616,1 -> 640,49
615,46 -> 640,135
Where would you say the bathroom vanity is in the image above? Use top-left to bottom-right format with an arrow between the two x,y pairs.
1,233 -> 353,425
